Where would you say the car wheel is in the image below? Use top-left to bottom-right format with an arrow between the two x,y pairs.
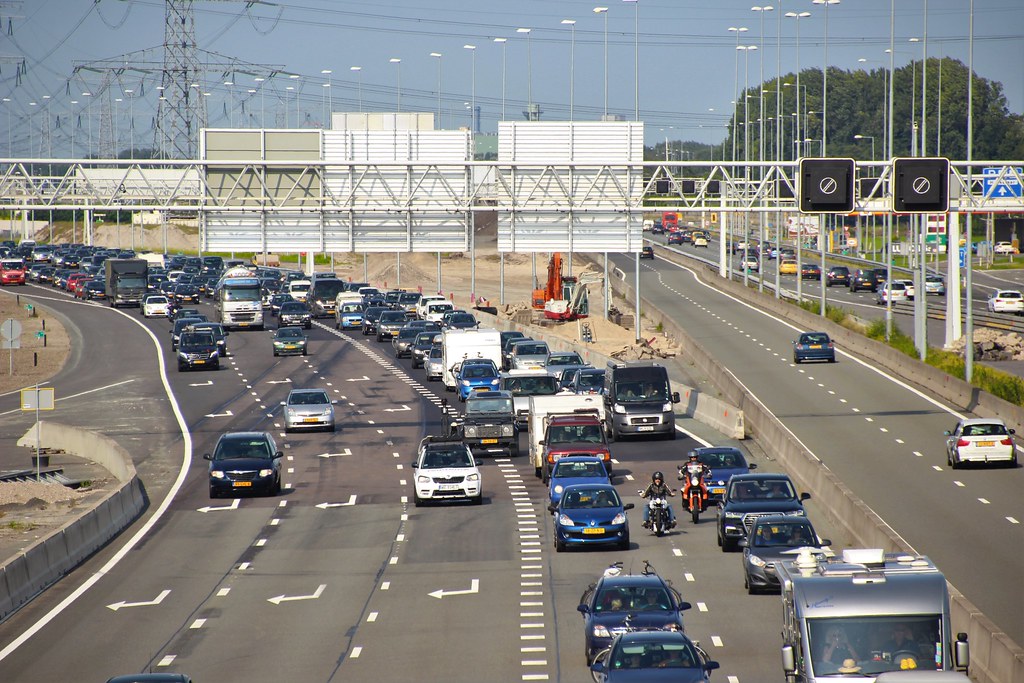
618,533 -> 630,551
793,356 -> 800,364
947,450 -> 953,467
722,538 -> 737,552
950,451 -> 961,469
271,477 -> 282,496
273,350 -> 278,357
471,493 -> 483,506
209,486 -> 218,499
302,349 -> 308,356
413,493 -> 424,507
555,534 -> 566,553
746,576 -> 758,595
305,323 -> 311,330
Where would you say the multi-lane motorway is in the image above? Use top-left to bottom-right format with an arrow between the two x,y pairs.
0,281 -> 846,683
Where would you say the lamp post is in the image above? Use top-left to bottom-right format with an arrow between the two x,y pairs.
390,58 -> 402,112
594,7 -> 609,117
224,80 -> 234,127
965,0 -> 974,381
321,69 -> 332,124
113,98 -> 121,155
739,44 -> 757,288
786,10 -> 810,303
858,57 -> 888,156
464,45 -> 476,133
774,2 -> 783,299
812,0 -> 839,155
561,19 -> 576,120
430,53 -> 443,125
885,0 -> 895,341
853,134 -> 875,161
623,0 -> 639,120
254,77 -> 266,127
517,28 -> 533,116
493,39 -> 507,122
350,66 -> 362,113
247,89 -> 257,127
2,97 -> 10,156
124,89 -> 134,159
727,26 -> 748,164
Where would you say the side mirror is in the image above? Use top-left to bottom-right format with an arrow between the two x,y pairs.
202,453 -> 213,461
577,604 -> 590,615
679,601 -> 692,611
819,538 -> 832,547
411,462 -> 419,468
705,661 -> 721,672
671,391 -> 681,403
274,451 -> 284,459
1010,428 -> 1016,435
800,492 -> 811,502
748,463 -> 758,470
547,504 -> 558,513
737,538 -> 748,548
623,503 -> 635,511
224,331 -> 230,336
943,430 -> 952,436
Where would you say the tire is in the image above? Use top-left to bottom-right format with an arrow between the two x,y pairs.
618,533 -> 630,551
471,493 -> 483,506
535,466 -> 542,479
209,486 -> 218,498
555,534 -> 566,553
302,348 -> 308,356
413,493 -> 424,507
950,451 -> 961,469
722,538 -> 737,552
273,350 -> 278,357
793,357 -> 800,364
271,477 -> 282,496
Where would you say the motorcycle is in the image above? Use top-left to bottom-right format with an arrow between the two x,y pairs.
640,493 -> 673,536
678,465 -> 708,524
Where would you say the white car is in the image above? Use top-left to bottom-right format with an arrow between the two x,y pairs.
894,278 -> 915,300
993,241 -> 1018,255
945,417 -> 1017,468
987,290 -> 1024,313
875,282 -> 908,305
425,346 -> 444,381
412,437 -> 482,506
740,254 -> 759,272
142,295 -> 170,318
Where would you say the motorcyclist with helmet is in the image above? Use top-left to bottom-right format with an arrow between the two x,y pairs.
678,452 -> 711,512
639,471 -> 676,528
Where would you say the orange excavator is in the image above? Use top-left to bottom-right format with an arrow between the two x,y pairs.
531,253 -> 599,321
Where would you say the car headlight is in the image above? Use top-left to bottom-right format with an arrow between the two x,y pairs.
662,402 -> 673,412
611,512 -> 627,525
464,426 -> 478,437
554,485 -> 564,494
593,625 -> 611,638
258,468 -> 274,477
490,379 -> 499,385
461,380 -> 470,386
209,351 -> 219,359
416,475 -> 431,484
501,424 -> 514,436
613,404 -> 626,414
725,511 -> 743,519
465,473 -> 480,482
177,351 -> 187,359
558,514 -> 576,526
748,554 -> 767,568
210,470 -> 225,479
273,341 -> 284,348
787,509 -> 806,517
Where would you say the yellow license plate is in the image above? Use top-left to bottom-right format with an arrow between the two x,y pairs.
239,322 -> 249,327
233,481 -> 252,487
285,345 -> 297,349
582,527 -> 605,535
810,344 -> 822,349
303,418 -> 319,423
977,441 -> 995,447
481,438 -> 498,444
193,360 -> 205,364
711,487 -> 726,495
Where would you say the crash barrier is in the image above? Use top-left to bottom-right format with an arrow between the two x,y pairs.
470,309 -> 745,441
0,421 -> 146,624
640,244 -> 1024,683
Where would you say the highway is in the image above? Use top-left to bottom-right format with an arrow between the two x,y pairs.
0,282 -> 854,682
615,248 -> 1024,646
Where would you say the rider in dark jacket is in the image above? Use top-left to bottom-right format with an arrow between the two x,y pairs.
640,471 -> 676,528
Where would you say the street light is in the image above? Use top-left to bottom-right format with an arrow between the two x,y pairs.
254,76 -> 266,127
812,0 -> 839,155
517,28 -> 533,115
430,53 -> 443,126
853,134 -> 875,160
858,57 -> 888,156
727,27 -> 748,164
561,19 -> 576,120
288,74 -> 300,127
593,7 -> 609,117
493,39 -> 507,122
623,0 -> 639,121
739,44 -> 757,288
350,66 -> 362,113
321,69 -> 333,124
390,58 -> 402,112
752,6 -> 773,168
464,45 -> 476,133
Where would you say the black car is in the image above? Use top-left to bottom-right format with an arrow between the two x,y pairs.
740,515 -> 830,594
173,283 -> 201,304
361,305 -> 388,336
268,293 -> 294,316
825,266 -> 850,287
800,263 -> 821,280
849,268 -> 881,292
171,316 -> 205,350
443,311 -> 478,330
667,232 -> 685,245
589,630 -> 719,681
410,331 -> 439,368
651,221 -> 665,234
176,329 -> 220,371
204,431 -> 282,497
640,245 -> 655,259
278,301 -> 312,329
393,326 -> 421,358
190,321 -> 229,357
716,473 -> 810,552
577,564 -> 692,663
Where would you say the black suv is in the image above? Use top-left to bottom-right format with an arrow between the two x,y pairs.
176,329 -> 220,371
849,268 -> 879,292
825,266 -> 850,287
278,301 -> 312,329
460,390 -> 518,457
361,305 -> 388,336
716,473 -> 810,552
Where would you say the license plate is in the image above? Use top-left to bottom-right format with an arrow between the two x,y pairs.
193,360 -> 205,364
711,487 -> 726,495
582,527 -> 606,535
438,484 -> 460,491
810,344 -> 822,349
239,322 -> 249,327
285,345 -> 297,349
976,440 -> 995,447
481,438 -> 498,444
233,481 -> 252,487
303,418 -> 320,423
637,425 -> 655,432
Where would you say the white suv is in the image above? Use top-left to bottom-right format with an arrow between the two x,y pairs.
412,438 -> 482,506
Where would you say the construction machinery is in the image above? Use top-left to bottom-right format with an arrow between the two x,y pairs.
531,254 -> 601,321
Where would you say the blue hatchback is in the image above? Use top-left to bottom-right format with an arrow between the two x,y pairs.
548,456 -> 612,507
456,359 -> 500,401
793,331 -> 836,363
549,483 -> 632,552
690,447 -> 756,503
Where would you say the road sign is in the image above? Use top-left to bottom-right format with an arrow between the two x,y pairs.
799,158 -> 856,214
21,387 -> 55,411
959,246 -> 967,268
1,318 -> 22,340
893,157 -> 950,213
982,166 -> 1023,199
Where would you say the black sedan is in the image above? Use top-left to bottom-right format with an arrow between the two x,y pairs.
793,331 -> 835,364
268,292 -> 294,316
589,630 -> 719,682
204,431 -> 282,498
640,245 -> 655,259
740,515 -> 830,594
800,263 -> 821,280
667,232 -> 684,245
173,283 -> 201,304
825,266 -> 850,287
278,301 -> 312,329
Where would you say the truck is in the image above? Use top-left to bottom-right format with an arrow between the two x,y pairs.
441,328 -> 502,392
603,360 -> 681,440
526,394 -> 607,480
776,548 -> 970,683
104,258 -> 148,307
214,276 -> 264,330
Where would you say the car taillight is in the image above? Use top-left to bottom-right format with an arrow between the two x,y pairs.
956,439 -> 970,447
1000,438 -> 1014,446
827,343 -> 834,349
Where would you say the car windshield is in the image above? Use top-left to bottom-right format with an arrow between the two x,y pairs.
466,397 -> 513,414
341,303 -> 363,313
223,287 -> 261,302
615,382 -> 669,402
728,479 -> 796,501
594,586 -> 672,613
214,437 -> 271,460
429,347 -> 443,358
428,303 -> 453,313
697,450 -> 745,469
553,461 -> 607,478
577,373 -> 604,390
399,293 -> 420,304
961,422 -> 1009,436
515,343 -> 548,356
807,616 -> 944,676
547,424 -> 603,444
288,391 -> 329,406
548,353 -> 584,366
280,303 -> 307,313
502,375 -> 559,396
398,329 -> 419,340
420,446 -> 474,468
610,638 -> 700,670
276,328 -> 305,340
461,365 -> 497,379
751,522 -> 817,548
415,333 -> 435,345
799,333 -> 830,345
381,311 -> 407,322
562,487 -> 620,508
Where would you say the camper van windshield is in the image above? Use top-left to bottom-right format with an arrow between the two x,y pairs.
808,616 -> 943,677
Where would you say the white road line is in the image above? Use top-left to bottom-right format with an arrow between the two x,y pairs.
978,498 -> 991,504
1008,517 -> 1020,524
217,588 -> 230,597
190,619 -> 206,629
711,636 -> 724,647
381,582 -> 390,590
350,646 -> 362,658
255,539 -> 267,547
673,548 -> 683,556
157,655 -> 176,667
697,602 -> 708,612
238,562 -> 250,570
367,612 -> 378,622
684,573 -> 695,582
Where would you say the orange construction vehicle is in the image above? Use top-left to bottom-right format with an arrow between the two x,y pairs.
531,253 -> 600,321
532,253 -> 577,310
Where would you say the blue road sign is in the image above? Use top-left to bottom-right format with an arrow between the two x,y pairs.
959,247 -> 967,268
982,166 -> 1023,198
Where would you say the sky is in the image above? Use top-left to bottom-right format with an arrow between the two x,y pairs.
1,0 -> 1022,157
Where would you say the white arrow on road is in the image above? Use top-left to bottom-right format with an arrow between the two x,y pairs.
267,583 -> 326,605
188,380 -> 213,387
346,375 -> 370,382
316,495 -> 357,509
428,579 -> 480,600
107,589 -> 171,611
266,379 -> 292,384
205,409 -> 234,418
317,448 -> 352,458
384,404 -> 411,413
197,499 -> 240,513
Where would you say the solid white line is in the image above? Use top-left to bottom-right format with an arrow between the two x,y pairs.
0,298 -> 193,664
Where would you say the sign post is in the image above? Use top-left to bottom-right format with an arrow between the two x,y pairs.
1,318 -> 22,376
21,386 -> 55,479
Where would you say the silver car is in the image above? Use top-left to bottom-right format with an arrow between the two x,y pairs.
283,388 -> 336,433
425,346 -> 444,381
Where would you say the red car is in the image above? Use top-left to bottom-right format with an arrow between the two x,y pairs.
0,259 -> 26,285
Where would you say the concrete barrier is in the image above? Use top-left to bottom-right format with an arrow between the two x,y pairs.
471,308 -> 745,439
627,246 -> 1024,683
0,422 -> 146,624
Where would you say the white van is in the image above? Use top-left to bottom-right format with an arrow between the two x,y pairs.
424,301 -> 454,323
289,280 -> 311,302
416,294 -> 447,320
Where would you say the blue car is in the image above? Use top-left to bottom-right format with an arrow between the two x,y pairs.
549,483 -> 632,553
456,359 -> 500,401
336,303 -> 364,330
589,630 -> 719,682
689,447 -> 756,503
792,331 -> 836,363
577,567 -> 691,663
548,456 -> 612,508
